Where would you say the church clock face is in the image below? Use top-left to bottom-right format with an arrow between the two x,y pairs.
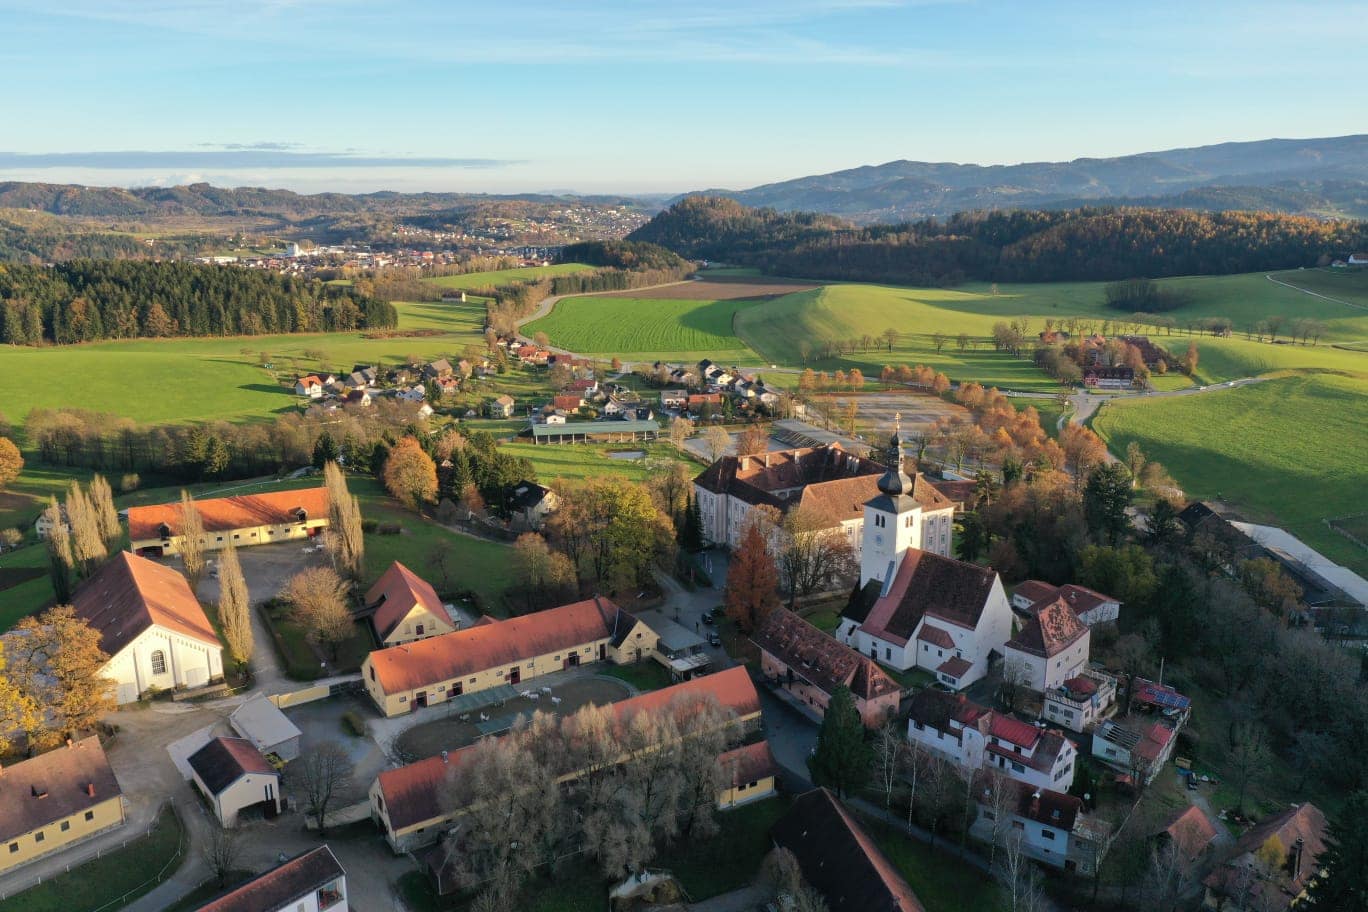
874,532 -> 884,547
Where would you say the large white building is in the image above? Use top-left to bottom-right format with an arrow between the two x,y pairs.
69,551 -> 225,704
1003,596 -> 1091,694
834,423 -> 1012,689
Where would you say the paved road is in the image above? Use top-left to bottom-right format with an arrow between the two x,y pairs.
1061,375 -> 1273,433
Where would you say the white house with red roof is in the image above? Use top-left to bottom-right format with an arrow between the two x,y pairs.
1042,669 -> 1118,733
1002,596 -> 1091,693
971,780 -> 1111,875
1092,719 -> 1176,785
1010,581 -> 1120,627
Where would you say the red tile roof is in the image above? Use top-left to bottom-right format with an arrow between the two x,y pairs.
70,551 -> 221,655
194,845 -> 344,912
916,623 -> 955,649
1007,596 -> 1089,658
1013,580 -> 1059,605
1158,805 -> 1218,859
1061,675 -> 1098,697
127,487 -> 328,541
365,561 -> 446,641
718,741 -> 777,788
990,715 -> 1042,750
366,597 -> 634,695
936,656 -> 972,679
860,549 -> 999,645
1134,723 -> 1174,762
1057,584 -> 1117,616
752,607 -> 900,703
1204,803 -> 1327,910
0,737 -> 122,844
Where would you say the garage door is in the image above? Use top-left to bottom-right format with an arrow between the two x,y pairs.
116,682 -> 138,704
185,666 -> 209,688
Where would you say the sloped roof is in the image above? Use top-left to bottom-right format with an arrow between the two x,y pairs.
719,741 -> 777,788
751,607 -> 899,703
907,690 -> 990,733
989,715 -> 1042,750
229,694 -> 302,752
1006,596 -> 1089,658
188,737 -> 275,795
1013,580 -> 1059,605
996,779 -> 1083,831
1204,803 -> 1327,910
1157,804 -> 1218,859
194,846 -> 344,912
916,623 -> 955,648
936,656 -> 972,678
365,561 -> 448,641
772,788 -> 926,912
0,737 -> 122,844
127,487 -> 328,541
1058,584 -> 1118,615
859,549 -> 999,645
366,597 -> 631,694
70,551 -> 221,656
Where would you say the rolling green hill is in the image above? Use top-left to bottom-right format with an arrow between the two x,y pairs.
524,295 -> 762,362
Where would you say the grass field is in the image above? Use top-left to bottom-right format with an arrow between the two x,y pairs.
425,263 -> 595,290
860,814 -> 1003,912
1093,373 -> 1368,575
523,295 -> 763,362
500,441 -> 697,485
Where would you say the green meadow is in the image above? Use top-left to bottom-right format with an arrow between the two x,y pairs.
524,295 -> 764,362
425,262 -> 595,290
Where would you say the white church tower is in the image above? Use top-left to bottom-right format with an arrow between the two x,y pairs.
860,415 -> 924,588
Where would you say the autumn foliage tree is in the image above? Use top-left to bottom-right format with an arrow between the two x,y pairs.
382,436 -> 438,511
724,520 -> 780,633
9,605 -> 115,743
281,567 -> 355,661
0,437 -> 22,491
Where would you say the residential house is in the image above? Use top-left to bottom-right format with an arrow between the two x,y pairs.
69,552 -> 224,704
970,780 -> 1110,875
1083,366 -> 1136,389
192,845 -> 346,912
552,394 -> 584,412
395,385 -> 427,403
416,402 -> 435,420
370,667 -> 761,851
1202,803 -> 1326,912
229,693 -> 303,762
1349,253 -> 1368,266
1042,669 -> 1118,733
564,378 -> 598,397
1010,581 -> 1121,627
686,392 -> 723,415
128,487 -> 328,557
1091,720 -> 1177,785
361,597 -> 657,717
771,788 -> 926,912
434,376 -> 460,396
344,388 -> 372,408
455,359 -> 473,378
716,742 -> 779,809
635,609 -> 711,681
294,375 -> 324,398
540,413 -> 567,426
507,480 -> 558,529
0,737 -> 126,875
361,561 -> 457,647
422,359 -> 453,380
1131,677 -> 1192,724
1003,597 -> 1091,693
188,736 -> 282,827
906,690 -> 1078,791
486,394 -> 515,418
752,607 -> 901,727
33,503 -> 70,540
346,368 -> 376,388
1155,805 -> 1218,862
659,389 -> 689,409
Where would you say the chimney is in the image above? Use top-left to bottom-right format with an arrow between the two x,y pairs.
441,750 -> 449,765
1293,837 -> 1305,881
1030,791 -> 1041,818
32,785 -> 48,799
86,783 -> 96,798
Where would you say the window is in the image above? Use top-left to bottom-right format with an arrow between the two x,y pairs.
8,843 -> 16,854
216,536 -> 223,542
84,811 -> 94,822
399,696 -> 408,703
150,650 -> 167,675
1011,762 -> 1025,773
60,821 -> 70,832
415,624 -> 424,636
1041,829 -> 1056,840
885,648 -> 891,660
369,667 -> 375,681
34,831 -> 44,843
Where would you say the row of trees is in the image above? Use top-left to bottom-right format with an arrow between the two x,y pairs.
43,475 -> 122,601
0,260 -> 396,345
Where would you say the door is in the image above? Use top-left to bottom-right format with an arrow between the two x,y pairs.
509,668 -> 521,685
415,691 -> 428,708
116,682 -> 138,704
598,644 -> 606,661
568,653 -> 580,668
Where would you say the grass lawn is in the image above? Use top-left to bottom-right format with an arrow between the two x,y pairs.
524,295 -> 763,363
500,441 -> 696,485
671,795 -> 791,900
0,544 -> 56,628
1092,372 -> 1368,575
425,263 -> 596,290
859,813 -> 1004,912
599,660 -> 673,692
0,803 -> 185,912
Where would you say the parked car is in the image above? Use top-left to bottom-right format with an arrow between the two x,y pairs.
708,633 -> 722,648
1186,775 -> 1198,791
701,614 -> 715,626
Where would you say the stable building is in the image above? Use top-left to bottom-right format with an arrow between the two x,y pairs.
128,487 -> 329,557
70,551 -> 224,704
361,561 -> 457,647
188,736 -> 283,828
193,845 -> 347,912
362,597 -> 657,717
716,741 -> 779,809
0,737 -> 126,875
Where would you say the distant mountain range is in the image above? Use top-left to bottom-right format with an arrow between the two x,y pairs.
684,135 -> 1368,223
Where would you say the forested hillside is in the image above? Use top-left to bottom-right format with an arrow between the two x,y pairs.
0,261 -> 396,344
631,196 -> 1368,285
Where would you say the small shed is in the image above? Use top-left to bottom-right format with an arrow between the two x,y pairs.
230,694 -> 303,762
188,736 -> 282,828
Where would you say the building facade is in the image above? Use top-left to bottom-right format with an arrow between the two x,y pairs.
1003,597 -> 1092,694
193,845 -> 346,912
127,488 -> 329,557
363,561 -> 457,647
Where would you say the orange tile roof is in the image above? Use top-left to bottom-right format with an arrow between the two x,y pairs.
1159,804 -> 1218,859
127,487 -> 329,542
1007,596 -> 1089,658
70,552 -> 221,655
719,741 -> 777,788
196,846 -> 345,912
366,597 -> 632,694
860,549 -> 999,645
752,607 -> 900,703
366,561 -> 446,640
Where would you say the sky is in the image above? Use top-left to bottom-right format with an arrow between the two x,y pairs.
1,0 -> 1365,195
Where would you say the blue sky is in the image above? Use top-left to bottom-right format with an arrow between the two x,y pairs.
1,0 -> 1364,194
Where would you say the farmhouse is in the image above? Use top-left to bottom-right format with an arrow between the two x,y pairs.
187,736 -> 282,828
33,503 -> 69,540
294,375 -> 324,398
0,736 -> 126,875
361,561 -> 457,647
1003,596 -> 1092,693
70,551 -> 224,704
1083,366 -> 1136,389
771,788 -> 926,912
422,359 -> 453,380
1010,581 -> 1121,627
361,597 -> 657,717
1202,803 -> 1326,912
753,607 -> 901,727
369,667 -> 762,851
486,394 -> 515,418
193,845 -> 347,912
127,487 -> 329,557
970,781 -> 1110,875
508,480 -> 559,529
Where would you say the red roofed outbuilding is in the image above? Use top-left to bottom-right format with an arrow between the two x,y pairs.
362,561 -> 457,647
127,487 -> 329,557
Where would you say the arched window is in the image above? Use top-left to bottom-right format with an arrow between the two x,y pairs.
150,650 -> 167,675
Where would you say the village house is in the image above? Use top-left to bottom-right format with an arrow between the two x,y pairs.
564,377 -> 599,397
192,845 -> 347,912
659,389 -> 689,409
361,597 -> 657,717
395,385 -> 427,403
752,607 -> 901,728
1003,596 -> 1091,694
422,359 -> 453,380
486,394 -> 515,418
1349,253 -> 1368,266
507,480 -> 558,529
360,561 -> 458,647
552,393 -> 584,412
127,488 -> 329,557
69,551 -> 224,704
1083,366 -> 1136,389
1091,719 -> 1177,785
33,502 -> 70,540
1155,804 -> 1219,863
455,358 -> 473,378
370,667 -> 761,851
716,741 -> 779,809
188,736 -> 282,828
0,736 -> 126,875
771,788 -> 926,912
1202,803 -> 1326,912
1011,581 -> 1121,627
229,693 -> 303,762
294,375 -> 325,398
906,690 -> 1078,791
970,780 -> 1111,875
686,392 -> 723,415
344,388 -> 372,408
1041,669 -> 1118,733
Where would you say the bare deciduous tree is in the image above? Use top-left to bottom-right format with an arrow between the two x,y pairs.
703,425 -> 731,463
873,721 -> 903,808
178,491 -> 207,589
323,461 -> 365,579
281,567 -> 354,660
289,740 -> 354,836
201,829 -> 241,888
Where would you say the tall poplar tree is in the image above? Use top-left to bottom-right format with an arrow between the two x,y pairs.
217,542 -> 253,667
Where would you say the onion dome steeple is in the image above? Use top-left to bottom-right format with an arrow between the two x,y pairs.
876,412 -> 913,497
